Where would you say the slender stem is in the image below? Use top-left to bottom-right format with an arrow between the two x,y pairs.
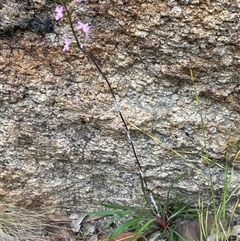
61,0 -> 160,217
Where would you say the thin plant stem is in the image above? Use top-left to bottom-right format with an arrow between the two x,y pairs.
190,69 -> 217,218
60,0 -> 160,217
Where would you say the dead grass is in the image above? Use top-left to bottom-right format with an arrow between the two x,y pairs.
0,202 -> 75,241
0,202 -> 48,240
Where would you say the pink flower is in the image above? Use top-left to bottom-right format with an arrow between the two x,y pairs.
76,21 -> 90,34
63,38 -> 72,52
55,5 -> 64,21
74,0 -> 82,2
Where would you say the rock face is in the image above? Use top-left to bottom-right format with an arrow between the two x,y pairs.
0,0 -> 239,214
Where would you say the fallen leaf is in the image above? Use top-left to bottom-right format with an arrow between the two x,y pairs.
69,213 -> 87,232
82,222 -> 96,234
88,234 -> 98,241
48,214 -> 71,222
98,232 -> 141,241
83,215 -> 105,223
48,223 -> 76,241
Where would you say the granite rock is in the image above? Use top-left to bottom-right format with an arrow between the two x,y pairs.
0,0 -> 239,217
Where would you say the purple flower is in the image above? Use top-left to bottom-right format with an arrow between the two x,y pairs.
63,38 -> 72,52
55,5 -> 64,21
73,0 -> 82,2
76,21 -> 90,34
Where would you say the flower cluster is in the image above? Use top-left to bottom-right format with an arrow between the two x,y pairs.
55,0 -> 90,52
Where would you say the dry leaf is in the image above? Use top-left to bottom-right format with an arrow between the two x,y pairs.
48,214 -> 71,222
83,215 -> 104,223
48,224 -> 76,241
69,213 -> 87,233
88,234 -> 98,241
82,222 -> 96,234
98,232 -> 141,241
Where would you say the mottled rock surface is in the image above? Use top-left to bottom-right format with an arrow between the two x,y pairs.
0,0 -> 239,215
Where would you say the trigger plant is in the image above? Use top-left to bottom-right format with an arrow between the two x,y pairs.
56,0 -> 160,218
55,1 -> 198,240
